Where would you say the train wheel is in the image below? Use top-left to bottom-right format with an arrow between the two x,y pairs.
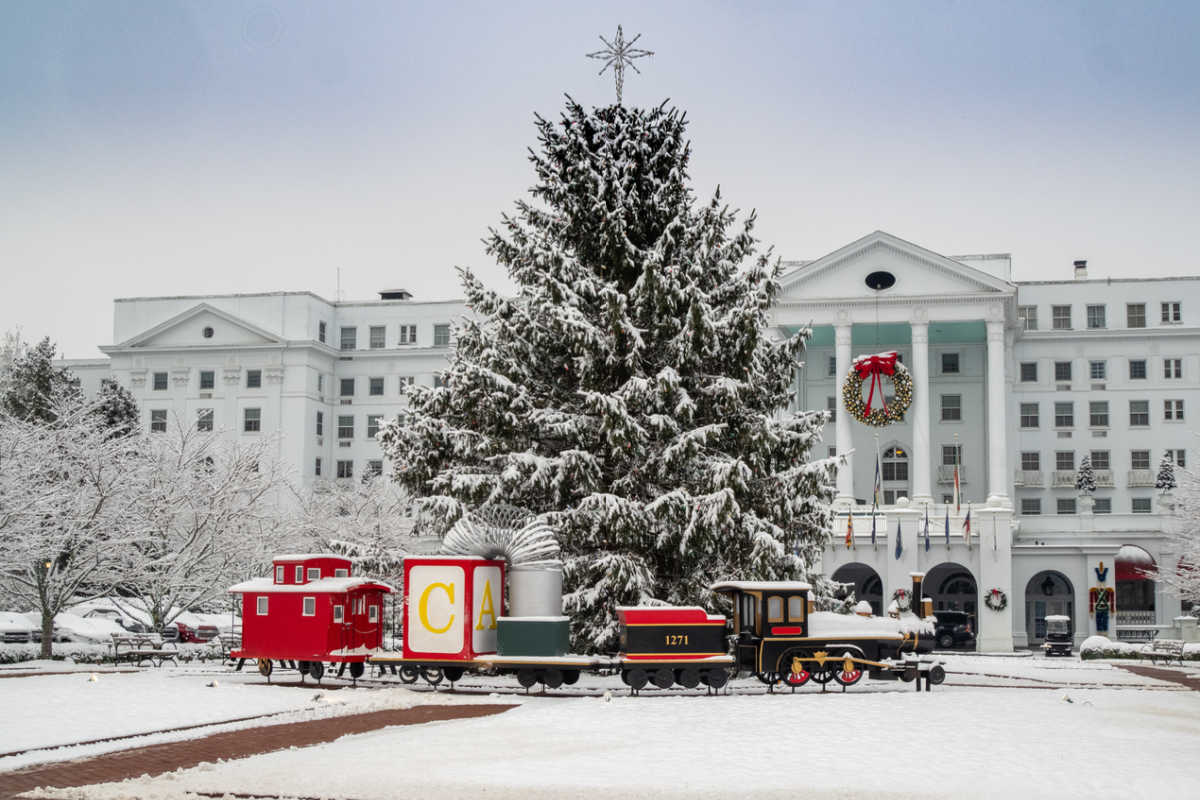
517,668 -> 539,689
676,667 -> 701,689
651,667 -> 674,689
542,668 -> 563,689
756,671 -> 781,686
625,668 -> 649,691
810,665 -> 835,685
297,660 -> 310,676
348,661 -> 364,679
443,667 -> 464,683
705,669 -> 729,690
929,664 -> 946,685
419,667 -> 443,686
309,661 -> 325,681
784,667 -> 811,687
561,669 -> 580,685
256,658 -> 273,677
399,666 -> 419,684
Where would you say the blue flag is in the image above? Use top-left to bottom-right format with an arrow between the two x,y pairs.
924,507 -> 930,552
894,517 -> 903,559
871,511 -> 877,546
944,506 -> 950,548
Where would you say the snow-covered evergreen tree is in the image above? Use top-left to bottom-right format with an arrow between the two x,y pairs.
379,99 -> 835,650
1156,455 -> 1177,492
1076,455 -> 1096,495
0,337 -> 81,424
93,380 -> 139,439
1156,466 -> 1200,612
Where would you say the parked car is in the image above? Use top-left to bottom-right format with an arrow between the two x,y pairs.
933,610 -> 976,649
79,606 -> 153,634
0,612 -> 39,644
22,611 -> 125,643
161,620 -> 220,643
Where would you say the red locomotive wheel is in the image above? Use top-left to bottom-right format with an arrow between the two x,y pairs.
784,668 -> 811,687
834,669 -> 863,687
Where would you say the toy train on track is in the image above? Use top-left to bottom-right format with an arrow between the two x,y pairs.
230,554 -> 945,692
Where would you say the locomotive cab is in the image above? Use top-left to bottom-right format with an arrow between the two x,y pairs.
711,581 -> 813,675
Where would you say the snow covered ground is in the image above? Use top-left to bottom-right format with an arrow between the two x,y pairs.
11,654 -> 1199,800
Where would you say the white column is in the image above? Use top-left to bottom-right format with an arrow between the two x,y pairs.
835,323 -> 854,505
986,320 -> 1009,505
910,321 -> 931,505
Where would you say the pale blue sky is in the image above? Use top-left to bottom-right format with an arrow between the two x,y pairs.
3,1 -> 1198,356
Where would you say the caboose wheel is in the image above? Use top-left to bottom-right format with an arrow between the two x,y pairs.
625,668 -> 648,691
542,668 -> 563,689
443,667 -> 464,683
517,668 -> 538,689
297,660 -> 310,675
651,667 -> 674,689
419,667 -> 443,685
676,667 -> 701,689
561,669 -> 580,685
929,664 -> 946,685
399,666 -> 419,684
257,658 -> 273,677
348,661 -> 364,679
308,661 -> 325,681
705,669 -> 729,690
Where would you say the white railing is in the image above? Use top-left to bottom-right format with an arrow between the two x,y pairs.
1095,470 -> 1115,488
1013,470 -> 1042,487
1051,470 -> 1076,488
1128,470 -> 1155,488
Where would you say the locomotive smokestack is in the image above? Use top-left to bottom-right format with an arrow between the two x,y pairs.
910,572 -> 926,619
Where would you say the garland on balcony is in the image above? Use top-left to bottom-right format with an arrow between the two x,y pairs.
842,351 -> 913,427
985,588 -> 1008,612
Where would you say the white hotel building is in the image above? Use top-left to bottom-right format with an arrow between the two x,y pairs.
66,231 -> 1197,652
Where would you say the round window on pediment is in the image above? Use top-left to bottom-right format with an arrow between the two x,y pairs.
865,271 -> 896,291
202,326 -> 214,338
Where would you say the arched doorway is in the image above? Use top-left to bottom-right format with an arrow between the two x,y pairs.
1116,545 -> 1156,635
1024,571 -> 1074,645
925,562 -> 978,643
831,563 -> 884,616
881,445 -> 909,505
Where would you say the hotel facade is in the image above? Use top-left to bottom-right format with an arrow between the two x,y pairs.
65,231 -> 1197,652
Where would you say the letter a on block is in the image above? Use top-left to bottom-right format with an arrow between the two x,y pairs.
419,582 -> 455,634
475,580 -> 497,631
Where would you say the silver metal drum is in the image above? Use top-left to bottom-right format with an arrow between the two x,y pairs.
508,562 -> 563,617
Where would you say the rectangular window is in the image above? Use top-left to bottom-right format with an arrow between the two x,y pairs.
1131,450 -> 1150,470
434,324 -> 451,347
318,374 -> 324,394
196,408 -> 213,432
333,605 -> 344,623
881,458 -> 908,482
369,605 -> 379,623
399,376 -> 415,391
1126,303 -> 1146,328
295,565 -> 303,583
335,568 -> 349,578
398,324 -> 417,345
302,597 -> 316,616
1164,358 -> 1182,379
307,567 -> 320,581
941,445 -> 962,466
369,377 -> 384,396
1090,450 -> 1110,470
1021,498 -> 1041,516
315,457 -> 322,476
340,378 -> 355,397
318,321 -> 327,343
1086,304 -> 1106,329
1054,402 -> 1074,428
1129,359 -> 1147,380
338,415 -> 354,439
369,326 -> 386,349
246,369 -> 262,389
1057,498 -> 1077,515
150,409 -> 167,433
153,372 -> 168,390
1132,497 -> 1152,514
257,596 -> 268,615
826,396 -> 836,423
1094,498 -> 1112,514
1055,451 -> 1074,471
243,407 -> 261,432
316,410 -> 324,436
340,327 -> 357,351
1089,361 -> 1106,381
366,459 -> 383,478
1129,400 -> 1149,427
366,415 -> 382,438
1020,402 -> 1039,428
827,356 -> 836,376
940,394 -> 962,422
200,370 -> 215,390
1054,361 -> 1072,382
275,566 -> 284,583
1018,305 -> 1038,331
1021,452 -> 1040,471
941,353 -> 959,374
1020,362 -> 1038,382
1167,449 -> 1186,468
1165,399 -> 1184,421
1162,302 -> 1182,323
337,460 -> 353,479
1052,305 -> 1071,330
1089,401 -> 1109,428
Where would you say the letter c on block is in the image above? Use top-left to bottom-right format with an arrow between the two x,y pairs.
419,582 -> 455,634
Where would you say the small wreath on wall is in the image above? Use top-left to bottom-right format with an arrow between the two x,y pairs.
985,588 -> 1008,612
891,588 -> 912,612
842,351 -> 913,427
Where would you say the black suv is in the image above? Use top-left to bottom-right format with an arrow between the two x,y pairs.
933,610 -> 976,650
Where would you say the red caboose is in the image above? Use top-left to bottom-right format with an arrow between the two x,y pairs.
229,553 -> 394,680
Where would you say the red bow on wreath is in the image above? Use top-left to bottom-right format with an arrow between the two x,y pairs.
854,351 -> 899,415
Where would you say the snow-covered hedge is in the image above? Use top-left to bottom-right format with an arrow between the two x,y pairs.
0,642 -> 231,665
1079,635 -> 1200,661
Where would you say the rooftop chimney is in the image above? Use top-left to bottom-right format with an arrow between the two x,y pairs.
1073,260 -> 1088,279
378,289 -> 413,300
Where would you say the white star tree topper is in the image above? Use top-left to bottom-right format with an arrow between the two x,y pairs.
587,25 -> 653,104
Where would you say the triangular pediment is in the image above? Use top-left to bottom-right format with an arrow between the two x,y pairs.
110,304 -> 284,349
778,231 -> 1014,300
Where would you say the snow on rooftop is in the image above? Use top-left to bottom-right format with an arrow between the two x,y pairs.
709,580 -> 812,593
272,554 -> 349,562
228,577 -> 395,594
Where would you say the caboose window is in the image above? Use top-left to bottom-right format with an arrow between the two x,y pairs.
767,596 -> 784,622
256,596 -> 268,615
334,568 -> 349,577
307,567 -> 320,581
302,597 -> 315,616
369,605 -> 379,622
333,605 -> 344,623
274,566 -> 283,584
295,566 -> 303,583
788,595 -> 805,621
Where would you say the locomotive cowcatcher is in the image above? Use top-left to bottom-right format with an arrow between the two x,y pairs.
229,554 -> 394,681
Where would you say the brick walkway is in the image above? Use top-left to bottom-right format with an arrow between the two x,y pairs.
1,704 -> 515,800
1116,662 -> 1200,691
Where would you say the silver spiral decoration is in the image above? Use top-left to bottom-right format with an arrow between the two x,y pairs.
441,508 -> 560,567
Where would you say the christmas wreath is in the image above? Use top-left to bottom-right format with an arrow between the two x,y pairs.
842,351 -> 913,427
985,588 -> 1008,612
891,588 -> 912,612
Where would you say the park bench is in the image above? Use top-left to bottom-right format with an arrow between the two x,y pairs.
109,632 -> 179,667
1144,638 -> 1185,666
215,632 -> 242,660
